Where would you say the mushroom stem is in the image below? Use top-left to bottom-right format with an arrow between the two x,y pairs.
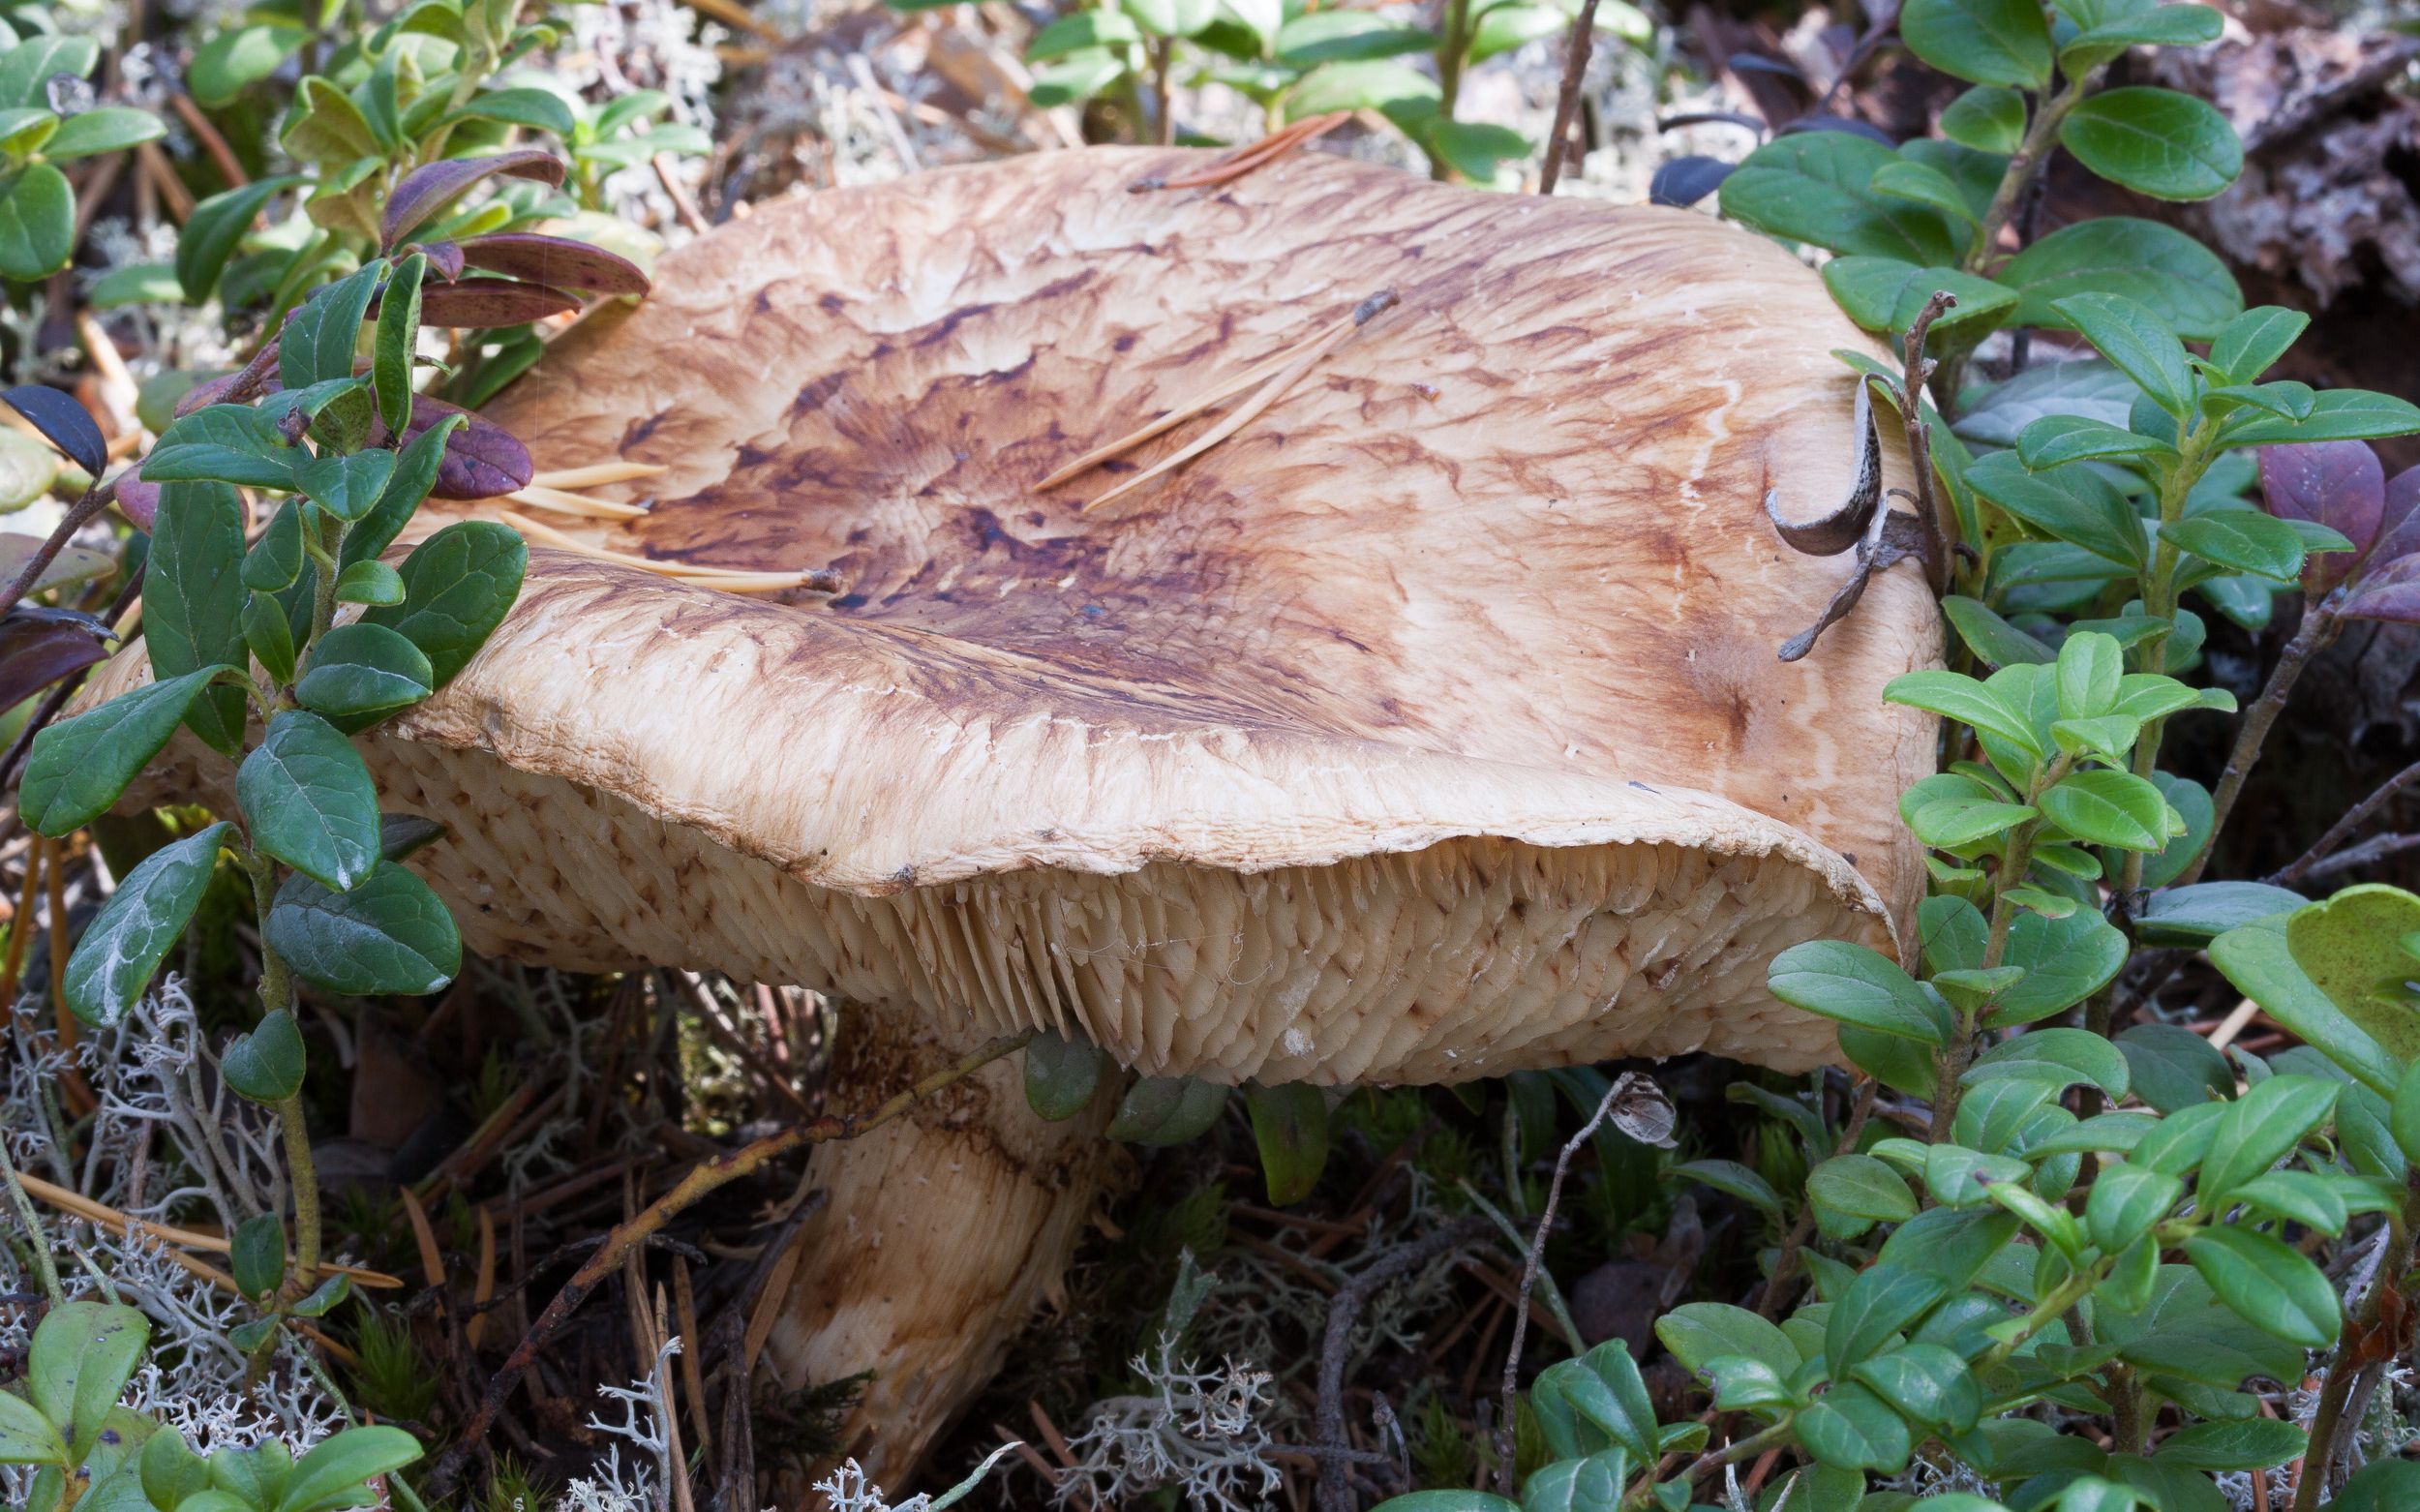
766,1011 -> 1117,1491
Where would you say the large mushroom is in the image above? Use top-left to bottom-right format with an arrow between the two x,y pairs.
89,146 -> 1936,1485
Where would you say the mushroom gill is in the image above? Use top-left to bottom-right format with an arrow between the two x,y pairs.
90,144 -> 1938,1486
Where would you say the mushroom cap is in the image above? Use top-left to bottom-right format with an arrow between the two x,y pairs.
109,146 -> 1937,1083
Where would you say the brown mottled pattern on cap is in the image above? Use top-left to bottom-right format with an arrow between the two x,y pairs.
95,145 -> 1940,1083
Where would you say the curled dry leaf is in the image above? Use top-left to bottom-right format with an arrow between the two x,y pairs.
0,608 -> 112,711
457,233 -> 650,295
1765,377 -> 1882,557
1601,1071 -> 1679,1148
381,149 -> 566,250
414,279 -> 585,329
393,394 -> 533,499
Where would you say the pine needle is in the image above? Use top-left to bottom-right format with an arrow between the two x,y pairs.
511,483 -> 652,520
529,462 -> 670,490
492,509 -> 839,594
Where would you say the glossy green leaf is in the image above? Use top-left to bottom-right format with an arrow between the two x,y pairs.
230,1214 -> 286,1300
1246,1081 -> 1328,1206
238,711 -> 380,892
144,479 -> 249,753
63,821 -> 231,1026
22,669 -> 234,836
2060,86 -> 2242,201
1023,1032 -> 1104,1121
28,1301 -> 149,1455
2208,306 -> 2310,385
0,160 -> 72,281
1717,133 -> 1962,263
1940,85 -> 2025,153
361,520 -> 527,686
276,1426 -> 422,1512
1105,1075 -> 1229,1144
265,861 -> 461,996
1768,940 -> 1951,1044
2184,1226 -> 2340,1347
1899,0 -> 2051,86
374,253 -> 425,435
2051,291 -> 2193,415
1963,1028 -> 2131,1100
1997,218 -> 2241,340
293,621 -> 434,726
2039,769 -> 2174,852
221,1009 -> 306,1102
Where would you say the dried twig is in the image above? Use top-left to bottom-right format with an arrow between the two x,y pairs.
1492,1074 -> 1675,1494
427,1032 -> 1036,1494
2277,755 -> 2420,885
1535,0 -> 1604,194
1313,1220 -> 1490,1512
1079,291 -> 1398,515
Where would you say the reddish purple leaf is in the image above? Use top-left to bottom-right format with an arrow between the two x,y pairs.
2261,440 -> 2383,591
396,394 -> 532,499
0,609 -> 111,709
381,150 -> 566,250
112,461 -> 161,532
413,240 -> 468,282
416,278 -> 584,329
458,233 -> 650,295
2373,465 -> 2420,568
2343,554 -> 2420,624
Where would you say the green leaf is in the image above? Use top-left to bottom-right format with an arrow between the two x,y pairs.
1023,1033 -> 1104,1121
230,1214 -> 287,1300
238,711 -> 380,892
189,23 -> 310,106
2061,1 -> 2222,71
2116,1023 -> 2232,1112
2227,1170 -> 2351,1234
2222,387 -> 2420,444
2184,1226 -> 2340,1347
0,37 -> 100,110
0,105 -> 56,158
1768,940 -> 1951,1044
222,1009 -> 306,1102
1940,85 -> 2026,153
1537,1342 -> 1659,1463
2393,1061 -> 2420,1167
294,449 -> 399,524
2152,1418 -> 2304,1473
146,403 -> 301,491
294,621 -> 435,726
243,499 -> 305,593
245,591 -> 298,686
2051,291 -> 2193,416
1826,1262 -> 1949,1370
282,261 -> 384,390
28,1301 -> 149,1455
0,1386 -> 65,1464
265,861 -> 461,997
1283,59 -> 1439,125
2136,882 -> 2305,948
1246,1082 -> 1328,1206
1849,1342 -> 1981,1435
145,479 -> 249,754
1808,1153 -> 1918,1231
22,669 -> 234,836
2056,630 -> 2123,720
139,1427 -> 206,1507
458,86 -> 578,137
1821,257 -> 2013,337
2039,769 -> 2175,852
1273,11 -> 1436,64
1965,452 -> 2145,569
281,76 -> 381,164
42,107 -> 165,162
1716,133 -> 1961,263
334,559 -> 405,606
344,412 -> 463,568
1963,1028 -> 2131,1100
276,1427 -> 422,1512
1795,1381 -> 1915,1472
1941,595 -> 2056,667
1911,795 -> 2036,850
1464,4 -> 1564,63
63,821 -> 231,1026
175,177 -> 303,302
1670,1158 -> 1784,1215
1899,0 -> 2050,85
2200,1074 -> 2340,1200
1654,1303 -> 1800,1376
1701,1353 -> 1793,1411
2161,510 -> 2306,582
1884,669 -> 2042,754
2013,414 -> 2174,469
361,520 -> 527,687
1105,1075 -> 1229,1144
2084,1163 -> 2182,1254
0,160 -> 74,281
375,253 -> 425,435
2060,86 -> 2243,201
1997,219 -> 2241,340
2208,305 -> 2310,385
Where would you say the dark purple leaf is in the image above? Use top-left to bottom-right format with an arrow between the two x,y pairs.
413,240 -> 468,282
1777,113 -> 1897,144
112,462 -> 160,532
381,149 -> 567,250
2260,440 -> 2382,591
457,234 -> 650,295
1649,156 -> 1736,209
1728,51 -> 1805,81
2373,465 -> 2420,567
2343,555 -> 2420,624
1658,110 -> 1766,136
0,609 -> 111,711
396,394 -> 531,499
2,386 -> 106,477
415,278 -> 584,329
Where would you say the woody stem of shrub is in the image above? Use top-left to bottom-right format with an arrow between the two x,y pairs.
1967,69 -> 2102,279
241,848 -> 322,1282
2293,1176 -> 2420,1512
0,475 -> 119,623
1535,0 -> 1604,196
1625,1420 -> 1795,1510
2276,752 -> 2420,885
427,1030 -> 1036,1497
2173,599 -> 2343,892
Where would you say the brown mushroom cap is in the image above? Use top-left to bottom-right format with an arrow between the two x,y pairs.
103,143 -> 1935,1085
